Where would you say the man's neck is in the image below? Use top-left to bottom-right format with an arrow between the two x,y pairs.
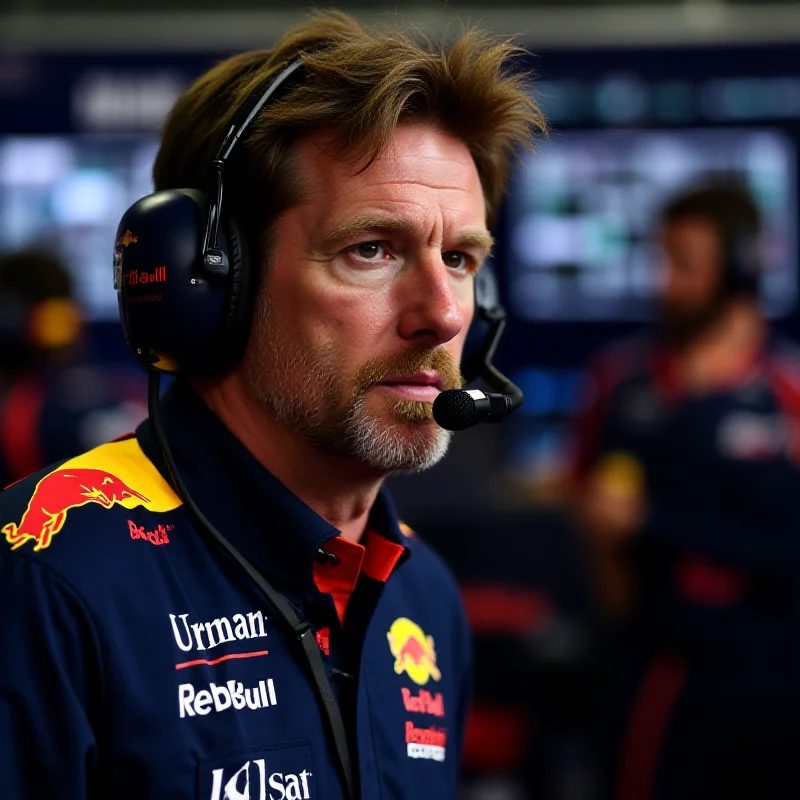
194,376 -> 383,543
672,300 -> 766,392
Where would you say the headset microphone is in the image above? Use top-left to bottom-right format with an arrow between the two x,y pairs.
432,266 -> 523,431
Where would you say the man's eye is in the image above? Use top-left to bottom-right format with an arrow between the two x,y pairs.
443,251 -> 468,270
353,242 -> 385,260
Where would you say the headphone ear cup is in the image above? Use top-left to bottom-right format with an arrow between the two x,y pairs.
211,214 -> 254,375
116,188 -> 229,376
724,231 -> 761,297
116,188 -> 257,378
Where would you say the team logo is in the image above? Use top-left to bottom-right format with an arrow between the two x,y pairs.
387,617 -> 441,686
209,760 -> 312,800
2,469 -> 150,551
405,721 -> 447,762
116,229 -> 139,247
128,519 -> 172,546
402,687 -> 445,717
179,677 -> 277,719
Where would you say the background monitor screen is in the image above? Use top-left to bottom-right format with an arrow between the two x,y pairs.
506,127 -> 797,322
0,135 -> 158,320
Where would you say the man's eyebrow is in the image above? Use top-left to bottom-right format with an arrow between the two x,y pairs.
320,214 -> 494,252
458,229 -> 495,253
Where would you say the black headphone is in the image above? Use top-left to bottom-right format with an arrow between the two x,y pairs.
114,57 -> 306,378
722,227 -> 762,297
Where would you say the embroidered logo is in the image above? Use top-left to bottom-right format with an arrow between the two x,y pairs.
387,617 -> 441,686
402,687 -> 445,717
405,720 -> 447,761
3,469 -> 149,552
128,519 -> 172,545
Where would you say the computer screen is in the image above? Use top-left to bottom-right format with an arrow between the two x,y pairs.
506,127 -> 797,322
0,135 -> 158,320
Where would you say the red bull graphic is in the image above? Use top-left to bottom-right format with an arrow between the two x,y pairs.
116,229 -> 139,247
387,617 -> 441,686
2,469 -> 150,552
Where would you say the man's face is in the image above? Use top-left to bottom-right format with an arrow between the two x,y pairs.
659,216 -> 726,343
240,122 -> 490,473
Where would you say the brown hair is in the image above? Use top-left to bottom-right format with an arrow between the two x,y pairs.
660,179 -> 762,242
153,10 -> 546,262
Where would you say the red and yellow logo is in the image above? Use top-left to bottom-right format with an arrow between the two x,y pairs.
387,617 -> 441,686
2,439 -> 181,552
3,468 -> 150,552
116,229 -> 139,247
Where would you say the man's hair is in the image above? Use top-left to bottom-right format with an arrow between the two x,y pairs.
153,10 -> 546,263
660,179 -> 762,244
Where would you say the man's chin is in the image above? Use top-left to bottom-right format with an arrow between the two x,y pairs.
350,408 -> 451,473
391,399 -> 435,425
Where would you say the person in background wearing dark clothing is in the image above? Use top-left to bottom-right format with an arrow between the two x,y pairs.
0,250 -> 146,488
571,181 -> 800,800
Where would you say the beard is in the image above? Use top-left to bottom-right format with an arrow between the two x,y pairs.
660,287 -> 730,349
240,292 -> 463,473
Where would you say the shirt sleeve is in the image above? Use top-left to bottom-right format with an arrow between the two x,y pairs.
0,553 -> 100,799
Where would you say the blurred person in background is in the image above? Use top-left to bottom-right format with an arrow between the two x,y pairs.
571,181 -> 800,800
0,249 -> 146,488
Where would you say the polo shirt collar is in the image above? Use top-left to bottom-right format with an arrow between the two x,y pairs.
135,379 -> 410,601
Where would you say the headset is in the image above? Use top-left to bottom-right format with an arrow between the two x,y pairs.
721,227 -> 762,298
114,57 -> 306,378
114,54 -> 522,431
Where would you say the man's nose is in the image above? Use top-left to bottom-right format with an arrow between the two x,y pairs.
396,251 -> 468,346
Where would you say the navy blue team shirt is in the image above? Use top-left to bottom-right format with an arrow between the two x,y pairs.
0,379 -> 472,799
574,334 -> 800,654
573,334 -> 800,797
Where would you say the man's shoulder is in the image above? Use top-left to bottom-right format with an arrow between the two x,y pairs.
764,335 -> 800,390
0,436 -> 181,576
396,523 -> 465,612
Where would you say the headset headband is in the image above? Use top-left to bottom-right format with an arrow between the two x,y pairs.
201,57 -> 307,276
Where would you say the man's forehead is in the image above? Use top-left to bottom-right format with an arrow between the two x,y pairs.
297,122 -> 480,184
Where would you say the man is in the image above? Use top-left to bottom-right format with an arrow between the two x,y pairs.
572,182 -> 800,800
0,11 -> 545,799
0,249 -> 146,488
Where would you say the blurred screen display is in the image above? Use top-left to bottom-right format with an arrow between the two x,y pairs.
507,128 -> 797,321
0,135 -> 158,320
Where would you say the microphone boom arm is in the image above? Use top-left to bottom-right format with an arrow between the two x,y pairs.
462,304 -> 523,412
432,271 -> 524,431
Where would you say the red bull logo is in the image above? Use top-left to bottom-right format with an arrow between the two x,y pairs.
387,617 -> 441,686
121,265 -> 167,287
116,229 -> 139,247
2,469 -> 150,552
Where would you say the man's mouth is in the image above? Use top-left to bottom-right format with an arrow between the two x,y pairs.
376,371 -> 443,402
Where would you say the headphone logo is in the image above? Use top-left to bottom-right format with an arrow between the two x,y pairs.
116,230 -> 139,248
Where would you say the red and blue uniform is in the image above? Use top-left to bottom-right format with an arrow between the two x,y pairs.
574,334 -> 800,800
0,379 -> 472,799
